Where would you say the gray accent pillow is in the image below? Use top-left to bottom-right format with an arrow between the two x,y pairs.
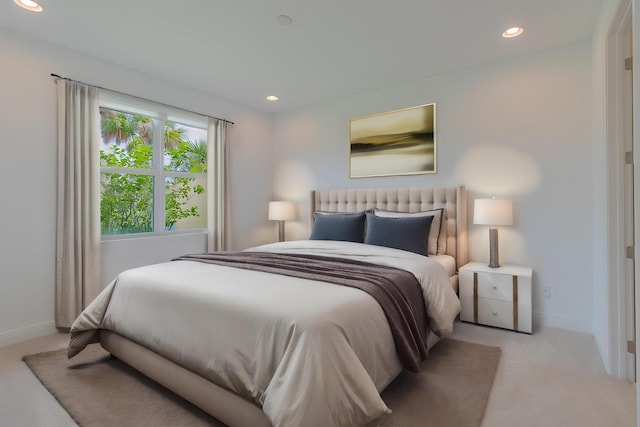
310,212 -> 366,243
364,213 -> 434,256
374,208 -> 444,255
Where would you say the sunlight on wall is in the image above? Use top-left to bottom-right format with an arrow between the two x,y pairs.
274,161 -> 317,199
454,145 -> 541,195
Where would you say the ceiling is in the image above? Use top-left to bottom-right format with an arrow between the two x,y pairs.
0,0 -> 603,113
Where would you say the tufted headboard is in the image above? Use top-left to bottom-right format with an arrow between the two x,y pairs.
310,186 -> 468,270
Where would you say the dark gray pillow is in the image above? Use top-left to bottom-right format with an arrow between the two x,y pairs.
310,212 -> 366,243
364,213 -> 433,256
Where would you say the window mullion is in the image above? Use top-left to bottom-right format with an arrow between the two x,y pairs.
101,167 -> 154,175
153,116 -> 165,233
166,171 -> 205,179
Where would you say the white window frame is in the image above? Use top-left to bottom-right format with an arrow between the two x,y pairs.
99,93 -> 208,240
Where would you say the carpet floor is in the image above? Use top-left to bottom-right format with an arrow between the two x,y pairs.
23,338 -> 500,427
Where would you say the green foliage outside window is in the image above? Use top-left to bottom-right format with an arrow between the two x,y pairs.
99,110 -> 206,235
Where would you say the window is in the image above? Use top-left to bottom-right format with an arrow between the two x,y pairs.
99,106 -> 208,236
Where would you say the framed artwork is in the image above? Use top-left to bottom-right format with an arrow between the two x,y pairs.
349,103 -> 436,178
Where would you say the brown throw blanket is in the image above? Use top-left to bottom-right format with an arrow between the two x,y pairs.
174,252 -> 429,372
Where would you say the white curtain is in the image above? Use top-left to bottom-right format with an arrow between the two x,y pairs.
55,80 -> 101,328
207,118 -> 229,252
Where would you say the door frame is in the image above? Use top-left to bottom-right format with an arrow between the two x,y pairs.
632,0 -> 640,424
606,0 -> 633,380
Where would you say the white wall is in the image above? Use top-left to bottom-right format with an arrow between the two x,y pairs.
0,27 -> 274,346
273,42 -> 595,333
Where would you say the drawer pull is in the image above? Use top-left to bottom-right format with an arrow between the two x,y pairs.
492,311 -> 498,316
492,286 -> 497,290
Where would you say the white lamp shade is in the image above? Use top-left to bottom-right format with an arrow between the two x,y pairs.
268,201 -> 296,221
473,198 -> 513,226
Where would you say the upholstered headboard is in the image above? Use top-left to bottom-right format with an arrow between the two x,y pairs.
310,186 -> 467,270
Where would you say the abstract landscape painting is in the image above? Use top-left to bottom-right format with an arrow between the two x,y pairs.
349,103 -> 436,178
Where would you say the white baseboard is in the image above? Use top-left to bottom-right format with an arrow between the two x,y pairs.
532,312 -> 592,334
0,321 -> 58,348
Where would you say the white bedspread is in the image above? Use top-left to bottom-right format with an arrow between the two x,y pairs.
70,240 -> 460,427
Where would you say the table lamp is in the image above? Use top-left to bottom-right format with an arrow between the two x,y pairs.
473,197 -> 513,268
268,201 -> 296,242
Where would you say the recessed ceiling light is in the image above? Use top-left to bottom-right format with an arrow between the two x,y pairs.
266,95 -> 279,101
502,26 -> 524,38
13,0 -> 43,12
275,15 -> 292,26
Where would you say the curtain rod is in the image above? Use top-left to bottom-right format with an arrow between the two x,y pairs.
50,73 -> 235,125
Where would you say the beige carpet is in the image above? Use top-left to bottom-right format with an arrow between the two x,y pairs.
23,338 -> 500,427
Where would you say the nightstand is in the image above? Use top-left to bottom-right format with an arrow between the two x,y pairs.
459,262 -> 532,334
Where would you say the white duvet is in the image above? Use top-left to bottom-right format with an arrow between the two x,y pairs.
70,240 -> 460,427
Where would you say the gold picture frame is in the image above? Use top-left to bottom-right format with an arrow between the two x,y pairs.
349,103 -> 436,178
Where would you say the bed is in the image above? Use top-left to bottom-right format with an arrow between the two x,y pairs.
69,185 -> 467,427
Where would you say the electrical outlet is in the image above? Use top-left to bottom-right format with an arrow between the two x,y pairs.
542,287 -> 551,299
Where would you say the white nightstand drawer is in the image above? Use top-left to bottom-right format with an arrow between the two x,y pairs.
477,298 -> 513,330
476,272 -> 513,302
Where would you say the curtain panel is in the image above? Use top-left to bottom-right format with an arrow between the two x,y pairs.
55,80 -> 101,328
207,118 -> 229,252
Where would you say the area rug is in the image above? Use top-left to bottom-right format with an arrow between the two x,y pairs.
23,338 -> 500,427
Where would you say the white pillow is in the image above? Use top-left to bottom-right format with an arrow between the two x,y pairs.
373,208 -> 445,255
